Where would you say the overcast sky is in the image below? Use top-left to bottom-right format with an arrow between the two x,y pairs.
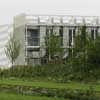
0,0 -> 100,24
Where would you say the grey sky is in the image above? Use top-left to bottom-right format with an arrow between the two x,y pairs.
0,0 -> 100,24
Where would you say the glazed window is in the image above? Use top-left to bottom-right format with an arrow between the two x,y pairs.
91,28 -> 98,40
27,29 -> 40,46
69,28 -> 75,47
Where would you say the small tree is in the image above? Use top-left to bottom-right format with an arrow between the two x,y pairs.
69,25 -> 100,79
68,25 -> 92,78
5,34 -> 21,68
86,37 -> 100,73
45,32 -> 64,63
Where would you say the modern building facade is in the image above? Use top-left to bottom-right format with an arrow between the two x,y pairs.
13,14 -> 100,66
1,14 -> 100,67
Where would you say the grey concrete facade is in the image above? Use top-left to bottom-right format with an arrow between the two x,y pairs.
13,14 -> 100,65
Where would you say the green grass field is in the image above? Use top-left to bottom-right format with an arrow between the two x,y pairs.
0,78 -> 100,91
0,92 -> 67,100
0,78 -> 100,100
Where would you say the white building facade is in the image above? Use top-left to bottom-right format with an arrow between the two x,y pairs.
1,14 -> 100,67
13,14 -> 100,66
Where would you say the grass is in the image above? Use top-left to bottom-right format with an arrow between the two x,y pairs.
0,92 -> 67,100
0,78 -> 99,91
0,78 -> 100,99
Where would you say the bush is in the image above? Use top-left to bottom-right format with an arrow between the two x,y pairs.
0,64 -> 70,82
0,63 -> 100,82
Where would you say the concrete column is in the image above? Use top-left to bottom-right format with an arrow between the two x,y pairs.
75,27 -> 80,36
94,29 -> 96,39
63,26 -> 69,48
87,27 -> 91,37
40,26 -> 46,57
98,27 -> 100,36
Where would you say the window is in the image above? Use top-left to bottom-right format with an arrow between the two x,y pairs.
27,29 -> 40,46
95,29 -> 98,38
69,28 -> 75,47
91,28 -> 98,40
59,26 -> 63,46
91,29 -> 95,40
69,29 -> 72,46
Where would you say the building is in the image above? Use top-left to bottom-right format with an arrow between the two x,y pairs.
0,14 -> 100,67
13,14 -> 100,66
0,24 -> 12,68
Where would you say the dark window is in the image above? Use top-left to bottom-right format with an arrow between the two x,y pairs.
69,29 -> 75,47
27,29 -> 40,46
91,28 -> 98,40
59,26 -> 63,46
73,29 -> 75,38
69,29 -> 72,46
91,29 -> 95,40
95,29 -> 98,38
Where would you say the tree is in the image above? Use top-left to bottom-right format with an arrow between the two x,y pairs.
5,34 -> 21,68
45,32 -> 64,64
68,25 -> 92,78
86,37 -> 100,72
68,25 -> 100,80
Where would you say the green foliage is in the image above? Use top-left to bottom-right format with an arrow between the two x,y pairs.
67,25 -> 100,80
0,83 -> 98,100
45,32 -> 64,63
1,25 -> 100,82
87,37 -> 100,67
0,92 -> 65,100
0,64 -> 70,82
